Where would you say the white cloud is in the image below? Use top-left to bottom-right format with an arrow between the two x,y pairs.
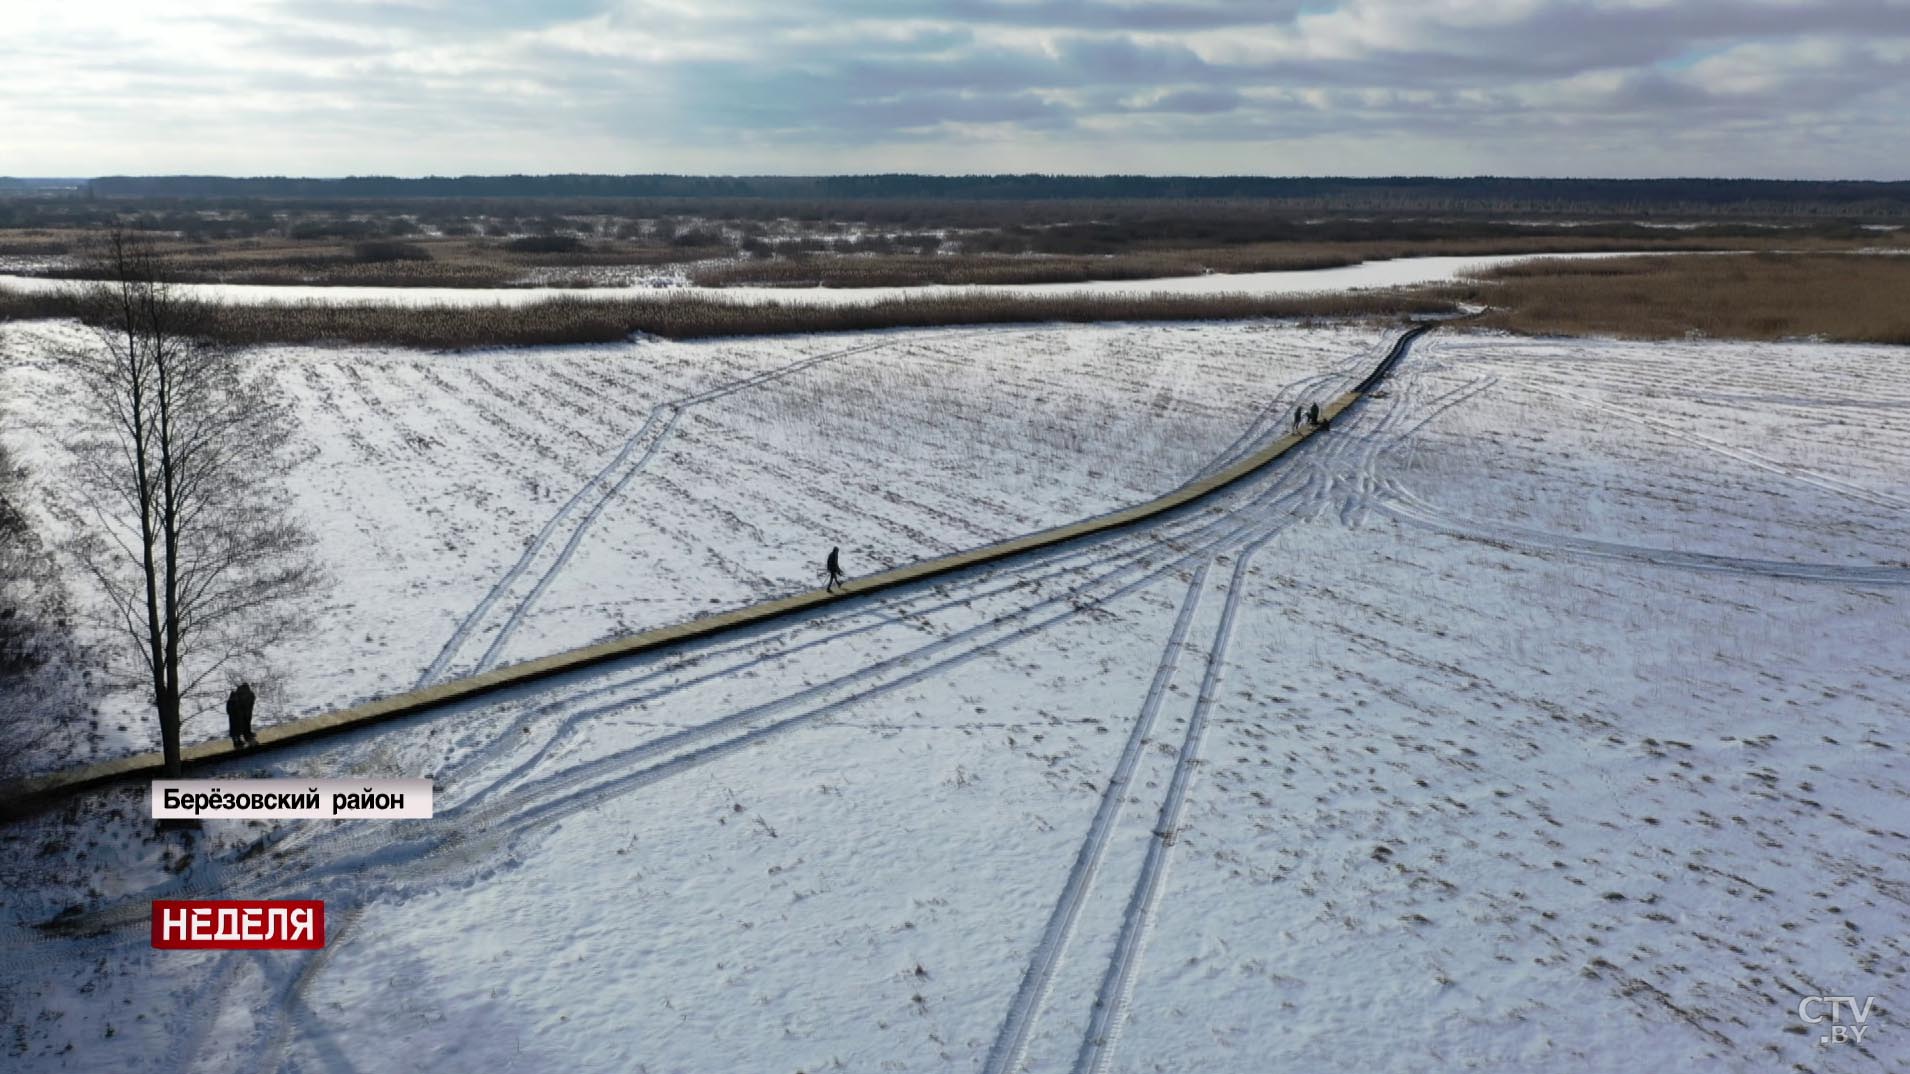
0,0 -> 1905,176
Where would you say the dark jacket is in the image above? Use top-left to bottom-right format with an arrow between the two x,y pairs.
826,547 -> 842,575
226,684 -> 256,737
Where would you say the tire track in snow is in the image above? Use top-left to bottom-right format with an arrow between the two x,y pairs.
1337,372 -> 1499,527
1070,536 -> 1267,1074
382,480 -> 1325,884
151,949 -> 246,1074
1528,382 -> 1910,514
981,563 -> 1212,1074
433,333 -> 1425,806
254,902 -> 366,1074
1033,339 -> 1427,1072
1195,370 -> 1343,480
985,355 -> 1428,1074
414,408 -> 672,687
472,408 -> 684,672
437,393 -> 1359,798
38,454 -> 1320,952
1193,332 -> 1395,481
452,368 -> 1402,821
49,464 -> 1326,943
1375,481 -> 1910,586
416,339 -> 892,686
429,531 -> 1158,803
267,537 -> 1233,903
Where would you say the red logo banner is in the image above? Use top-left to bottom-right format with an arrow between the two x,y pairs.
151,900 -> 326,949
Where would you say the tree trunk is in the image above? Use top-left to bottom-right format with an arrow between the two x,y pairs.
158,689 -> 182,778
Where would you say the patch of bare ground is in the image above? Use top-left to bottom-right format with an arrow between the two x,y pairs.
1447,252 -> 1910,344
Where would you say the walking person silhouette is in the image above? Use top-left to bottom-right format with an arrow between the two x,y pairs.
226,683 -> 257,749
825,546 -> 845,592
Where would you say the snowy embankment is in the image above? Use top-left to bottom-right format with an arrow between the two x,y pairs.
0,319 -> 1389,774
1,327 -> 1904,1074
0,252 -> 1640,309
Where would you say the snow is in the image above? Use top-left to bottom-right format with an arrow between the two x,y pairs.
0,252 -> 1644,308
2,325 -> 1906,1074
0,318 -> 1389,772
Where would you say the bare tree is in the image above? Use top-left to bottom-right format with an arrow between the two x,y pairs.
62,229 -> 321,776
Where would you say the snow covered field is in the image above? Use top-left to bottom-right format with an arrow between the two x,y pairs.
0,251 -> 1640,308
2,325 -> 1906,1073
0,319 -> 1389,772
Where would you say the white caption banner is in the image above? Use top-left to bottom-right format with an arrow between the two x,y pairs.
151,778 -> 434,820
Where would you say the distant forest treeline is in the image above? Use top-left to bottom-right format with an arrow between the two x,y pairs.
0,178 -> 84,191
65,174 -> 1910,217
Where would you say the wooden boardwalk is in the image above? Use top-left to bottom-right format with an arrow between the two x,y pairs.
0,323 -> 1433,820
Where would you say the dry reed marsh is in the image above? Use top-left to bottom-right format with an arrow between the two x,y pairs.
0,286 -> 1458,349
684,234 -> 1795,289
1452,252 -> 1910,344
13,211 -> 1896,292
21,235 -> 721,289
3,231 -> 1723,290
10,251 -> 1907,350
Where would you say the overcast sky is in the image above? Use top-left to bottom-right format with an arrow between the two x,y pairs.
4,0 -> 1907,178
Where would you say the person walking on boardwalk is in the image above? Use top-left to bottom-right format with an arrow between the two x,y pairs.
1308,402 -> 1321,426
825,546 -> 845,592
226,683 -> 258,749
1292,405 -> 1303,433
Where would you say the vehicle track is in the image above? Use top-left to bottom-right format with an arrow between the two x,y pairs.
310,473 -> 1327,896
21,456 -> 1318,952
980,565 -> 1212,1074
252,901 -> 367,1074
38,455 -> 1333,941
1194,333 -> 1394,480
421,325 -> 1376,688
447,365 -> 1384,819
1194,369 -> 1347,481
424,352 -> 1386,805
1528,382 -> 1910,514
151,947 -> 247,1073
976,332 -> 1431,1074
1337,371 -> 1500,525
413,407 -> 673,687
416,339 -> 893,685
1070,531 -> 1266,1074
472,409 -> 685,672
1374,481 -> 1910,585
